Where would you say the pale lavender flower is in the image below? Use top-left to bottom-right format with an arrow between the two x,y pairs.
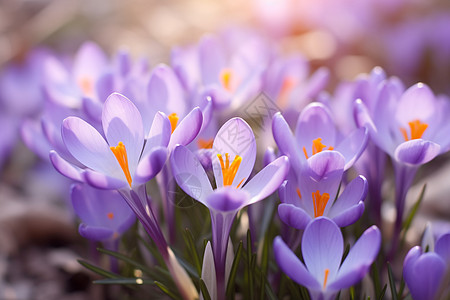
171,117 -> 289,299
279,151 -> 367,230
274,217 -> 381,300
404,232 -> 450,300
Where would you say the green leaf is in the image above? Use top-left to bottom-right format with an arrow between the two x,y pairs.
96,247 -> 154,277
378,284 -> 387,300
199,279 -> 212,300
387,263 -> 398,300
247,230 -> 254,300
350,286 -> 355,300
226,241 -> 243,299
94,278 -> 152,285
78,259 -> 121,279
154,281 -> 181,300
183,228 -> 202,276
371,263 -> 382,299
397,275 -> 405,299
401,184 -> 426,245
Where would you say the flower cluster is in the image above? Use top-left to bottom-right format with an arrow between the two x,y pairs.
1,26 -> 450,300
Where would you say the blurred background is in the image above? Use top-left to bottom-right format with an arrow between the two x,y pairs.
0,0 -> 449,299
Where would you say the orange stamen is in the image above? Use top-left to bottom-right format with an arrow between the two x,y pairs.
323,268 -> 330,289
312,190 -> 330,218
278,76 -> 296,108
400,119 -> 428,141
220,68 -> 233,92
168,113 -> 179,133
303,138 -> 333,159
107,212 -> 114,220
217,153 -> 242,187
79,77 -> 94,96
110,142 -> 133,188
296,188 -> 302,199
197,138 -> 213,149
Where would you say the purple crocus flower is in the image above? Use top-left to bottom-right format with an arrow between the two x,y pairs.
43,41 -> 109,109
278,151 -> 367,230
171,117 -> 289,299
274,217 -> 381,300
71,183 -> 136,242
403,232 -> 450,300
49,92 -> 198,299
354,82 -> 450,255
50,92 -> 169,189
272,102 -> 368,180
171,31 -> 273,110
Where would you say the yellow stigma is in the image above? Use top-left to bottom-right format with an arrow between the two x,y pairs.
110,142 -> 132,188
303,138 -> 334,159
217,153 -> 244,187
107,212 -> 114,219
79,77 -> 94,96
197,138 -> 213,149
312,190 -> 330,218
168,113 -> 179,133
323,268 -> 330,289
220,68 -> 234,92
400,119 -> 428,141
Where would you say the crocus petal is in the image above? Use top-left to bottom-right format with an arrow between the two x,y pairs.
273,236 -> 321,290
329,226 -> 381,290
302,218 -> 344,286
305,150 -> 345,183
102,93 -> 144,176
147,64 -> 186,115
198,35 -> 226,86
328,176 -> 367,219
143,111 -> 171,151
83,169 -> 128,190
243,156 -> 289,205
62,117 -> 120,177
272,112 -> 302,172
435,233 -> 450,264
212,118 -> 256,189
334,127 -> 368,170
295,103 -> 337,152
49,150 -> 84,182
330,202 -> 365,228
404,252 -> 446,300
278,179 -> 301,206
168,107 -> 203,152
394,139 -> 440,165
201,242 -> 217,300
134,147 -> 168,185
278,204 -> 312,230
73,42 -> 108,83
205,187 -> 250,212
78,224 -> 114,241
171,145 -> 213,204
396,83 -> 436,127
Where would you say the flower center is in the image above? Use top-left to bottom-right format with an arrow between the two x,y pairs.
312,190 -> 330,218
217,153 -> 245,187
107,212 -> 114,219
400,119 -> 428,141
168,113 -> 179,133
197,138 -> 213,149
110,141 -> 132,188
323,268 -> 330,289
303,138 -> 334,159
220,68 -> 234,92
79,77 -> 94,96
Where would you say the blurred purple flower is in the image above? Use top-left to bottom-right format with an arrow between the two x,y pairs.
278,151 -> 367,230
404,233 -> 450,300
171,117 -> 289,298
274,217 -> 381,300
